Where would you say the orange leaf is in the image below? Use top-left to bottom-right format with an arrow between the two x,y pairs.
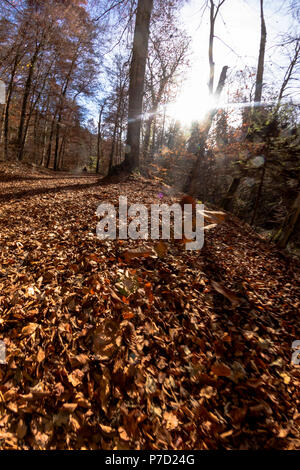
122,311 -> 135,320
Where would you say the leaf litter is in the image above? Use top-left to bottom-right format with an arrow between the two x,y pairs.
0,164 -> 299,450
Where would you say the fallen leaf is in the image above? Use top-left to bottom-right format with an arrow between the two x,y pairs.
21,323 -> 38,336
68,369 -> 85,387
211,281 -> 241,307
163,411 -> 179,430
211,362 -> 232,377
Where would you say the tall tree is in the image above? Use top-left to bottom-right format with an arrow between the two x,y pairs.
124,0 -> 153,172
208,0 -> 226,95
254,0 -> 267,103
96,100 -> 106,173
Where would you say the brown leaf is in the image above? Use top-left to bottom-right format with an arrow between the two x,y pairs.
98,372 -> 110,415
69,354 -> 89,369
99,424 -> 115,436
154,241 -> 168,258
68,369 -> 85,388
123,247 -> 153,263
61,403 -> 78,413
118,426 -> 130,441
37,348 -> 45,363
211,362 -> 232,377
16,419 -> 27,439
211,280 -> 241,307
21,323 -> 38,336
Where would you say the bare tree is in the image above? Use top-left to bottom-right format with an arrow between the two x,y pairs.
278,38 -> 300,102
208,0 -> 226,95
254,0 -> 267,103
143,17 -> 190,169
185,0 -> 228,194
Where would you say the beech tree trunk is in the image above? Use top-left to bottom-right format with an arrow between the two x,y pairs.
53,115 -> 62,171
96,102 -> 105,174
143,109 -> 156,166
17,45 -> 40,161
3,54 -> 19,160
124,0 -> 153,172
40,120 -> 48,166
45,114 -> 57,168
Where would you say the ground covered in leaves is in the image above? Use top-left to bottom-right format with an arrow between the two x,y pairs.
0,162 -> 299,450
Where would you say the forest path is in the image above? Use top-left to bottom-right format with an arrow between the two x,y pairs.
0,165 -> 299,450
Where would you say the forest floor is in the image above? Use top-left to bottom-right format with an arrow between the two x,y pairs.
0,162 -> 299,450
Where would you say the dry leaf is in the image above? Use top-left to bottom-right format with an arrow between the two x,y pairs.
37,348 -> 45,363
163,411 -> 179,430
21,323 -> 38,336
211,281 -> 241,307
154,241 -> 168,258
68,369 -> 85,388
16,419 -> 27,439
211,362 -> 232,377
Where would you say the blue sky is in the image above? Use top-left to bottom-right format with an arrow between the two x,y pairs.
166,0 -> 299,123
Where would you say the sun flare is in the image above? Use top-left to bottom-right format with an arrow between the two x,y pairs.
166,88 -> 215,126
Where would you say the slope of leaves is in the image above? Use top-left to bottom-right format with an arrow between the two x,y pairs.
0,163 -> 299,450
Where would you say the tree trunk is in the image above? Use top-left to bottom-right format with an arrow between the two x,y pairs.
273,191 -> 300,249
221,177 -> 242,211
250,161 -> 266,226
124,0 -> 153,172
17,46 -> 40,161
278,41 -> 300,102
150,115 -> 157,158
40,120 -> 49,166
96,102 -> 105,174
3,55 -> 19,160
254,0 -> 266,103
53,114 -> 62,171
160,106 -> 166,150
208,0 -> 215,95
108,84 -> 126,174
45,115 -> 57,168
58,134 -> 66,169
143,117 -> 152,160
96,123 -> 102,174
52,50 -> 78,170
33,111 -> 39,164
108,119 -> 119,174
143,110 -> 156,164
